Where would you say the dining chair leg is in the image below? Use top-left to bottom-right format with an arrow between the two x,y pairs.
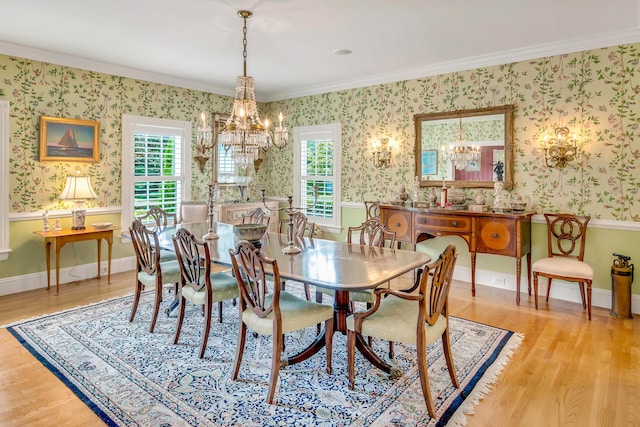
218,301 -> 223,323
129,281 -> 142,322
231,321 -> 247,380
388,341 -> 395,359
199,298 -> 213,359
586,280 -> 592,320
416,332 -> 436,418
324,318 -> 334,374
346,330 -> 356,390
267,332 -> 284,404
315,291 -> 323,335
442,327 -> 459,388
546,278 -> 553,302
149,284 -> 163,333
172,296 -> 186,344
533,273 -> 539,310
578,282 -> 586,308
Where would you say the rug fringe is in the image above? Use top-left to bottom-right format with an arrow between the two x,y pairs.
444,332 -> 524,426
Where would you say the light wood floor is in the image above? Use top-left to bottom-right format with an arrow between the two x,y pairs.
0,271 -> 639,426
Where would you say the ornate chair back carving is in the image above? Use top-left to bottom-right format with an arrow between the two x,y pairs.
347,218 -> 396,248
242,207 -> 271,228
364,201 -> 381,220
129,219 -> 161,275
137,206 -> 177,229
545,213 -> 590,260
172,228 -> 210,292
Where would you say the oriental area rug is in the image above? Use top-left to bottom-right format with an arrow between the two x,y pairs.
5,284 -> 522,426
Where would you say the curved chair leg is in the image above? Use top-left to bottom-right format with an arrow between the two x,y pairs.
218,301 -> 223,323
442,327 -> 459,388
129,281 -> 142,322
231,321 -> 247,380
149,284 -> 163,333
388,341 -> 395,360
346,330 -> 356,390
416,334 -> 436,418
267,332 -> 283,404
546,278 -> 553,302
533,273 -> 539,310
172,295 -> 186,344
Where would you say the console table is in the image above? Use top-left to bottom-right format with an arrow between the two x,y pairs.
34,225 -> 119,294
379,205 -> 534,304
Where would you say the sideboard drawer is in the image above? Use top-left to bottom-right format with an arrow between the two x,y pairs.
415,213 -> 471,234
381,208 -> 412,242
476,218 -> 516,255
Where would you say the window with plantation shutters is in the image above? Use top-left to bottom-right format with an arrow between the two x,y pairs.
293,123 -> 341,230
121,115 -> 192,230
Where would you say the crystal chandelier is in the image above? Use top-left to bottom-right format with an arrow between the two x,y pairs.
219,10 -> 288,165
444,117 -> 480,170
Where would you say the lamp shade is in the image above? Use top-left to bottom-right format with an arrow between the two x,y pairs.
59,175 -> 98,201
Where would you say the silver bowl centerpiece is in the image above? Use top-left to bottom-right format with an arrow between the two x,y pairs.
232,223 -> 268,246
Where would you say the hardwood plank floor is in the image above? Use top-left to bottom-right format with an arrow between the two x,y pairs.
0,271 -> 639,426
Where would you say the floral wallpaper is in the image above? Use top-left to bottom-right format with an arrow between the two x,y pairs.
259,43 -> 640,221
3,43 -> 640,222
1,54 -> 232,213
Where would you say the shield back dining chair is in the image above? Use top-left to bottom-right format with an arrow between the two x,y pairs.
172,228 -> 239,358
532,213 -> 593,320
136,206 -> 178,262
241,207 -> 271,227
128,219 -> 181,332
346,243 -> 460,418
228,240 -> 334,404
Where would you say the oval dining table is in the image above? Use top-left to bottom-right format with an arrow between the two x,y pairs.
155,221 -> 430,374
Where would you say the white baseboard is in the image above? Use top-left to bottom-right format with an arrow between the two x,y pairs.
0,256 -> 137,296
453,266 -> 640,315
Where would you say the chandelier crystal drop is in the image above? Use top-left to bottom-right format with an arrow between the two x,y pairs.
219,10 -> 288,165
445,117 -> 480,170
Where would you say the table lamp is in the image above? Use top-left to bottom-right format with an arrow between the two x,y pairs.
59,174 -> 98,230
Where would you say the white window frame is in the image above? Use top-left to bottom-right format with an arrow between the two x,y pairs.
293,123 -> 342,232
121,115 -> 192,231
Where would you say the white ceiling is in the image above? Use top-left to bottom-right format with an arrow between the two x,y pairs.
1,0 -> 640,102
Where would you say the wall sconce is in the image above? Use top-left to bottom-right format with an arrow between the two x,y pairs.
542,126 -> 578,169
194,111 -> 214,173
59,173 -> 97,229
372,137 -> 393,168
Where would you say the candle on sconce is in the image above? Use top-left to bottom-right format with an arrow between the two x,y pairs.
278,112 -> 284,130
200,111 -> 207,129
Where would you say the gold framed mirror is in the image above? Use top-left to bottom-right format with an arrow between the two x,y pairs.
414,105 -> 514,189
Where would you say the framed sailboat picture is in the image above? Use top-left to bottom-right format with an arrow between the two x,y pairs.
39,116 -> 100,162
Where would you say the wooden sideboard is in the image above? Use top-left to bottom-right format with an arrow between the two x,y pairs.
379,204 -> 534,304
214,201 -> 279,233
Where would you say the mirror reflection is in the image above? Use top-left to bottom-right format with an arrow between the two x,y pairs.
414,105 -> 514,189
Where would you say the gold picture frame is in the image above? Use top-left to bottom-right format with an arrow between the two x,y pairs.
39,116 -> 100,162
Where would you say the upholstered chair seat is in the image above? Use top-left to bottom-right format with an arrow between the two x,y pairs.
532,257 -> 593,280
136,260 -> 181,288
242,291 -> 334,336
180,272 -> 238,306
346,295 -> 447,345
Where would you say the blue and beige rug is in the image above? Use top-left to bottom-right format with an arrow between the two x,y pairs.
5,284 -> 522,426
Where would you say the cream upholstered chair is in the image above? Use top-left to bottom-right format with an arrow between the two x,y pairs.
533,213 -> 593,320
229,240 -> 334,404
179,201 -> 208,224
346,244 -> 459,418
129,219 -> 181,332
172,228 -> 238,358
